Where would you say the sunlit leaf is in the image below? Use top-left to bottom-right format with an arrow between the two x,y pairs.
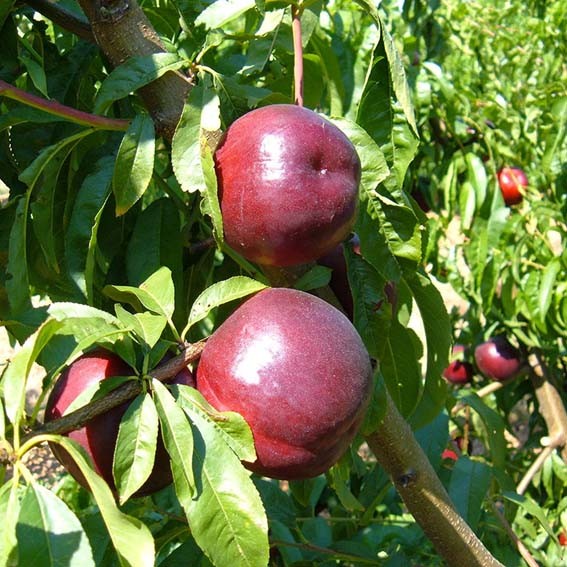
42,435 -> 155,567
113,393 -> 159,504
113,114 -> 155,216
182,276 -> 267,338
17,483 -> 95,566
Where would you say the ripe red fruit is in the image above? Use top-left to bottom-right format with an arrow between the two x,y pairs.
196,288 -> 373,480
497,167 -> 528,206
441,449 -> 458,461
474,337 -> 522,382
559,531 -> 567,546
443,345 -> 474,384
214,104 -> 361,267
45,349 -> 193,496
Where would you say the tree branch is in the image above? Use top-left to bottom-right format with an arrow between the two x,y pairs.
529,352 -> 567,462
25,0 -> 95,43
23,341 -> 205,442
260,266 -> 503,566
365,392 -> 504,567
76,0 -> 192,140
0,79 -> 129,130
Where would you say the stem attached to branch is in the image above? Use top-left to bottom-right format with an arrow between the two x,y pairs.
365,392 -> 505,567
0,80 -> 130,131
291,5 -> 304,107
22,342 -> 205,443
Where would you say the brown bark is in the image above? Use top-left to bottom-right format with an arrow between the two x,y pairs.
365,392 -> 505,567
76,0 -> 192,140
529,352 -> 567,462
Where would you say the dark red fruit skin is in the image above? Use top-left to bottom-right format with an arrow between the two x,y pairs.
196,288 -> 373,480
214,104 -> 361,267
474,337 -> 522,382
45,349 -> 194,496
497,167 -> 528,206
442,345 -> 473,384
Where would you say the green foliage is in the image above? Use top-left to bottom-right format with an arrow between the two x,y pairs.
0,0 -> 565,565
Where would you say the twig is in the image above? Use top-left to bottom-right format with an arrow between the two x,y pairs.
22,341 -> 205,442
490,501 -> 540,567
516,445 -> 555,496
291,4 -> 304,107
25,0 -> 95,43
0,80 -> 130,131
529,353 -> 567,462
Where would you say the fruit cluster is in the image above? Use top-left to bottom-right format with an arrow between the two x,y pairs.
46,104 -> 373,492
443,336 -> 523,385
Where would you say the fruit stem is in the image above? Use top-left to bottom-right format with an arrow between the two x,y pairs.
365,391 -> 505,567
0,80 -> 130,131
291,4 -> 304,107
22,341 -> 205,441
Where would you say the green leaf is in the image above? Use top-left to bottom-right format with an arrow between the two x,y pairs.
182,406 -> 269,567
456,392 -> 507,470
17,483 -> 95,566
379,19 -> 418,136
30,139 -> 79,276
503,491 -> 559,544
175,385 -> 256,463
195,0 -> 256,29
448,457 -> 492,531
113,114 -> 155,216
2,318 -> 63,426
199,144 -> 224,241
152,380 -> 195,502
380,319 -> 422,417
539,259 -> 561,323
0,1 -> 15,29
406,271 -> 450,429
293,265 -> 332,292
66,155 -> 114,302
172,81 -> 221,195
126,197 -> 183,287
115,305 -> 166,349
114,394 -> 159,504
346,250 -> 390,360
104,267 -> 175,320
42,435 -> 155,567
182,276 -> 267,338
6,197 -> 32,316
465,153 -> 488,210
94,53 -> 187,115
0,481 -> 20,567
414,411 -> 449,471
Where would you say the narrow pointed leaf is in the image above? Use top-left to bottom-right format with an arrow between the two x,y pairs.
17,483 -> 95,566
183,408 -> 269,567
152,380 -> 195,501
114,394 -> 159,504
113,114 -> 155,216
104,267 -> 175,319
42,435 -> 155,567
182,276 -> 267,338
176,385 -> 256,462
94,53 -> 186,114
